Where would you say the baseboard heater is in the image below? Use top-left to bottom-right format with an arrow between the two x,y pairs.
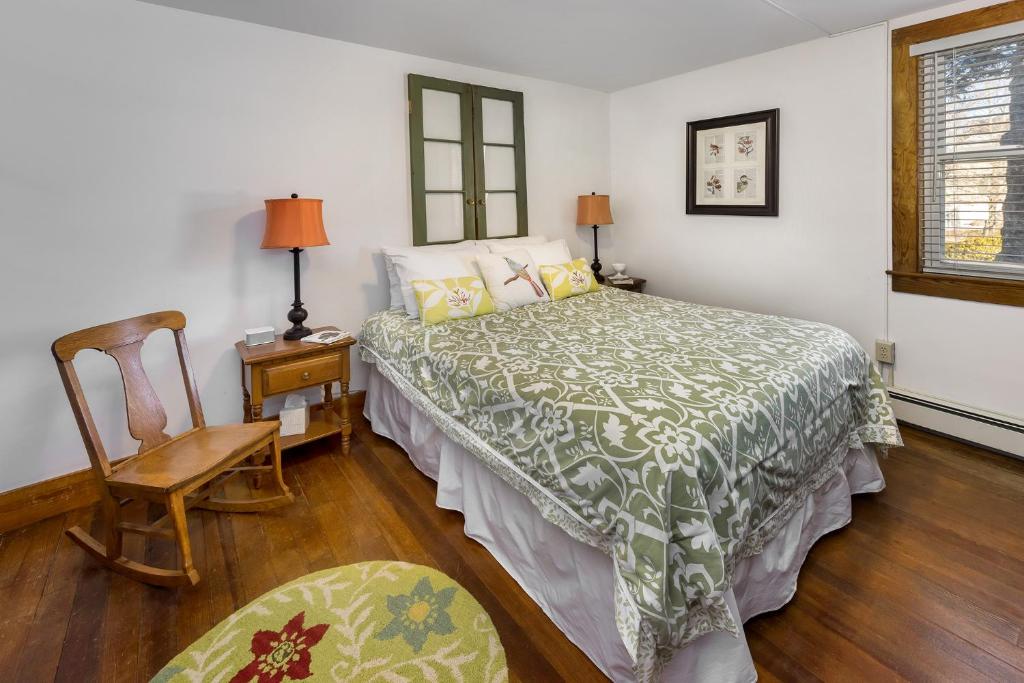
888,390 -> 1024,435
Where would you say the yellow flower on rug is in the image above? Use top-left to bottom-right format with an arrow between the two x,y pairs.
151,561 -> 508,683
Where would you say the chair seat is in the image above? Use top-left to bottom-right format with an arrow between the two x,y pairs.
107,421 -> 280,493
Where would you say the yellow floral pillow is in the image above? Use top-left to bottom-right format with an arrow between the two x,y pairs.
411,276 -> 495,326
538,258 -> 600,301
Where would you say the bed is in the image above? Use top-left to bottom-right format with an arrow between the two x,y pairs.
359,286 -> 902,682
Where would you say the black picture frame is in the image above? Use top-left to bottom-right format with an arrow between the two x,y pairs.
685,108 -> 779,216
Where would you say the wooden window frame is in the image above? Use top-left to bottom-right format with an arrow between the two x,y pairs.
408,74 -> 528,246
891,0 -> 1024,307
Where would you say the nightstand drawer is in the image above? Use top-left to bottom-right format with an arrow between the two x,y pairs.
262,354 -> 341,395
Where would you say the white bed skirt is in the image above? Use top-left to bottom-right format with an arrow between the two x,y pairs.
364,364 -> 885,682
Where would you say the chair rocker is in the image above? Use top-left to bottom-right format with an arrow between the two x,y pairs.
52,311 -> 294,587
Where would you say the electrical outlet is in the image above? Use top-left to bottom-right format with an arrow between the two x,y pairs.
875,340 -> 895,364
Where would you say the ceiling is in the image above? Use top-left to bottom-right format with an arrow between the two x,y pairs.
140,0 -> 954,91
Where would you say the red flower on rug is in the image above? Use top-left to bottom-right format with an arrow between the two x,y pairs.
229,611 -> 329,683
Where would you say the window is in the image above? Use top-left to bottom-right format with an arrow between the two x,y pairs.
919,32 -> 1024,278
407,74 -> 527,245
892,5 -> 1024,307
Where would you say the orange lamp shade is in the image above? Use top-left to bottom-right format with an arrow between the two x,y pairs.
576,194 -> 613,226
261,197 -> 330,249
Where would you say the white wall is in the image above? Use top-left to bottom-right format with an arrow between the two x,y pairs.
610,27 -> 890,356
610,2 -> 1024,448
0,0 -> 610,491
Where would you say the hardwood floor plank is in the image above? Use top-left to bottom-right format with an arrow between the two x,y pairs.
53,512 -> 112,683
255,498 -> 311,588
746,633 -> 819,682
830,523 -> 1022,645
802,528 -> 1024,676
904,427 -> 1024,481
300,447 -> 399,565
751,662 -> 789,683
135,504 -> 182,680
879,455 -> 1024,564
225,492 -> 281,604
3,421 -> 1023,682
96,501 -> 146,683
16,508 -> 92,683
7,511 -> 80,683
320,446 -> 434,567
275,465 -> 337,573
0,525 -> 35,589
892,442 -> 1024,507
790,570 -> 989,681
172,506 -> 215,655
850,499 -> 1024,626
199,509 -> 240,618
745,599 -> 901,683
0,510 -> 66,672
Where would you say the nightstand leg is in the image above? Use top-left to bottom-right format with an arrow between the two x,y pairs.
241,360 -> 252,423
250,374 -> 265,487
340,380 -> 351,455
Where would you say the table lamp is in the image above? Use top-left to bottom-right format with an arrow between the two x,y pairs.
262,193 -> 330,340
576,192 -> 614,283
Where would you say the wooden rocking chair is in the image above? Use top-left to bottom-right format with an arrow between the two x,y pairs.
52,311 -> 293,587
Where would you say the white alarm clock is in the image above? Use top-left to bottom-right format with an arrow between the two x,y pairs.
244,326 -> 276,346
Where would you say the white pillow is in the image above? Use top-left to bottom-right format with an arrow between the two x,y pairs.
476,249 -> 551,311
478,235 -> 547,251
382,242 -> 483,310
488,239 -> 572,266
392,252 -> 476,319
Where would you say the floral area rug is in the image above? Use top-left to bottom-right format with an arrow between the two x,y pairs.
152,561 -> 508,682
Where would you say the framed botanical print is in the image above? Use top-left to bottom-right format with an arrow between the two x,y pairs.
686,108 -> 779,216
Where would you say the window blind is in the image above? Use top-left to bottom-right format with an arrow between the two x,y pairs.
918,33 -> 1024,278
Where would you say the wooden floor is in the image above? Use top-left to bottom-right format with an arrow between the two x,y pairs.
1,419 -> 1023,682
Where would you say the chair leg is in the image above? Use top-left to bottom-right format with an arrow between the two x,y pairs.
103,495 -> 124,560
167,491 -> 200,586
66,491 -> 199,588
269,431 -> 293,501
249,447 -> 268,489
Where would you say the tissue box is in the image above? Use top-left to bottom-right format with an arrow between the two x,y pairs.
279,393 -> 309,437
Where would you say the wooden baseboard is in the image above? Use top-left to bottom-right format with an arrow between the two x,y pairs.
0,465 -> 110,535
0,390 -> 366,534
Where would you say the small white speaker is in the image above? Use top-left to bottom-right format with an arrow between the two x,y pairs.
244,326 -> 276,347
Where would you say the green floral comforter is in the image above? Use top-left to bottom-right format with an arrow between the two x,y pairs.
359,287 -> 901,679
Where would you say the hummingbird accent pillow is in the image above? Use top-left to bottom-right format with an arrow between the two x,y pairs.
538,258 -> 600,301
411,276 -> 495,326
475,249 -> 551,311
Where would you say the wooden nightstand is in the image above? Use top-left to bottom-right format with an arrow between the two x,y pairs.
235,327 -> 355,455
604,277 -> 646,293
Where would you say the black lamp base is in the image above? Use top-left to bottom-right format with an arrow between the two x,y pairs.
591,224 -> 605,283
283,247 -> 313,340
283,322 -> 312,341
283,301 -> 311,340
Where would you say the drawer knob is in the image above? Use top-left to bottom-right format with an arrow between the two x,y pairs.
301,371 -> 311,380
